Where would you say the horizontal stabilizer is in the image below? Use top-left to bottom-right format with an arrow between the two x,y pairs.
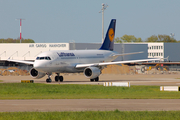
113,51 -> 143,57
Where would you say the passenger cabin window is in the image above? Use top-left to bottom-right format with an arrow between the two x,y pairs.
36,56 -> 51,60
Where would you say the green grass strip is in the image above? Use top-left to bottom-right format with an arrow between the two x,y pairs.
0,111 -> 180,120
0,83 -> 180,99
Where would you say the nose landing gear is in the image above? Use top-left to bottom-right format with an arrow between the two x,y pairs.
46,73 -> 52,83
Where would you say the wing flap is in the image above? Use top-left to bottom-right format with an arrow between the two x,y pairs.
75,58 -> 160,68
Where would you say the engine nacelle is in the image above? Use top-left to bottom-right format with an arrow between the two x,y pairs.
84,67 -> 101,79
30,68 -> 46,79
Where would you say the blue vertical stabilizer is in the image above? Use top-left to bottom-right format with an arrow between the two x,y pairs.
99,19 -> 116,51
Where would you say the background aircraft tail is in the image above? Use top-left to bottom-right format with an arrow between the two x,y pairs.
99,19 -> 116,51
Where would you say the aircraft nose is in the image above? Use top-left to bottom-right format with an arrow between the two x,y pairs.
34,61 -> 44,70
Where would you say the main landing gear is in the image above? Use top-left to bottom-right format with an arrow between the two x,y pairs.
55,73 -> 64,82
46,73 -> 63,83
90,77 -> 99,82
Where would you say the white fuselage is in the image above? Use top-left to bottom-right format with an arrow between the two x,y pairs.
34,50 -> 118,74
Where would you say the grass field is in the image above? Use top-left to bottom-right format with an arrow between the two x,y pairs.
0,110 -> 180,120
0,83 -> 180,99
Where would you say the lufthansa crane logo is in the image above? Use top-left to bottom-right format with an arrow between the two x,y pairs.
108,28 -> 114,42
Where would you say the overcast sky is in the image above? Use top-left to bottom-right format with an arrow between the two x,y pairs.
0,0 -> 180,43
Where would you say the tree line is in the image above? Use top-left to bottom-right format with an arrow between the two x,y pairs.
115,34 -> 179,43
0,38 -> 35,43
0,35 -> 178,43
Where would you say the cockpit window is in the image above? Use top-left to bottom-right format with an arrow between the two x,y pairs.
45,57 -> 51,60
36,56 -> 51,60
48,57 -> 51,60
45,57 -> 48,60
36,57 -> 40,60
40,57 -> 45,60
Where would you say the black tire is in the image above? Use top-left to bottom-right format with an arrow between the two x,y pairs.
55,76 -> 59,82
90,79 -> 94,82
59,76 -> 63,82
95,77 -> 99,82
46,78 -> 52,83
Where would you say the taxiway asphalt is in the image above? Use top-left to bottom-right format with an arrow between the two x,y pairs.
0,99 -> 180,112
0,74 -> 180,112
1,74 -> 180,86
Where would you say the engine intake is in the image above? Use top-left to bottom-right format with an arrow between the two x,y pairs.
30,68 -> 46,79
84,67 -> 101,79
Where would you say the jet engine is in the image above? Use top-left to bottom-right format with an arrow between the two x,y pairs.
84,67 -> 101,79
30,68 -> 46,79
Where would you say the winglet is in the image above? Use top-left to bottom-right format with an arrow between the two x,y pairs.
99,19 -> 116,51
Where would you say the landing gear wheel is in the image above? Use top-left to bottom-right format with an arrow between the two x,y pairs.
90,77 -> 99,82
46,78 -> 52,83
46,73 -> 52,83
95,77 -> 99,82
55,76 -> 59,82
59,76 -> 63,82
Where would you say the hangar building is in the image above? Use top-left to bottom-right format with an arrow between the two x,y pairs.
0,43 -> 69,61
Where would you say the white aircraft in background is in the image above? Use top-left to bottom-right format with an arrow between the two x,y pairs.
8,19 -> 159,82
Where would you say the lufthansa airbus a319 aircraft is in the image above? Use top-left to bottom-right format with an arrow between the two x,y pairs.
8,19 -> 159,82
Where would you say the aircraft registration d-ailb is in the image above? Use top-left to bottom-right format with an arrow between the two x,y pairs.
8,19 -> 159,82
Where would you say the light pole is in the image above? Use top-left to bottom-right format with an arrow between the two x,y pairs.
16,18 -> 25,43
99,3 -> 108,43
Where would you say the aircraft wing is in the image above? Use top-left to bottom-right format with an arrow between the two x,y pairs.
113,51 -> 143,57
75,58 -> 160,68
7,59 -> 34,65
